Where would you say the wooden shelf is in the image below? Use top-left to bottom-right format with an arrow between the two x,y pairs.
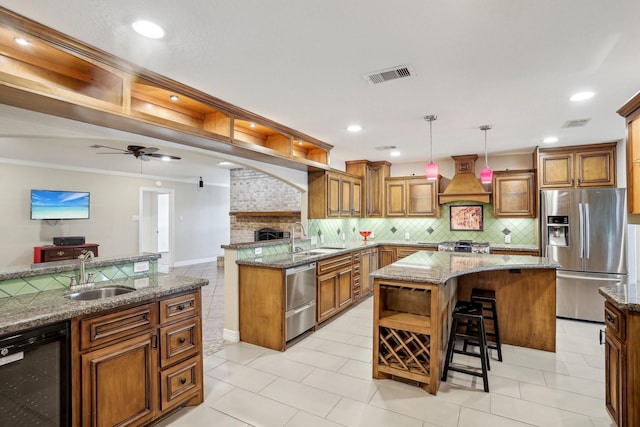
379,311 -> 431,334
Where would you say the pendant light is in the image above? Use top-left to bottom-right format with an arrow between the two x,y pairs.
480,125 -> 493,184
424,115 -> 438,180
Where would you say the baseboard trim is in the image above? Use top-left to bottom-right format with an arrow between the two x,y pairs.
223,328 -> 240,342
174,257 -> 218,267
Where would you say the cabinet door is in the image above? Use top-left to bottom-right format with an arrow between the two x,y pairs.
493,171 -> 536,218
539,152 -> 574,188
386,180 -> 406,216
575,148 -> 615,187
337,266 -> 353,308
318,272 -> 339,322
327,174 -> 341,217
367,164 -> 384,217
605,333 -> 625,427
407,179 -> 438,217
352,179 -> 362,216
360,250 -> 371,296
80,333 -> 157,427
628,119 -> 640,213
378,246 -> 396,267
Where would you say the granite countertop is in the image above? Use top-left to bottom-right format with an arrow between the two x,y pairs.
599,283 -> 640,313
0,252 -> 162,280
370,251 -> 560,285
0,272 -> 208,336
233,240 -> 539,269
223,239 -> 538,253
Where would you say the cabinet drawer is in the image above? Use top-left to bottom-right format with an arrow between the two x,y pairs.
605,302 -> 625,341
43,247 -> 74,262
160,355 -> 202,412
159,291 -> 200,324
317,254 -> 353,275
78,303 -> 157,351
160,317 -> 201,368
73,246 -> 98,257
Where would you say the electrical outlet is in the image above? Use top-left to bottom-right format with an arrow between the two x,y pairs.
320,235 -> 325,244
254,247 -> 262,255
404,232 -> 410,240
504,235 -> 511,244
310,236 -> 318,245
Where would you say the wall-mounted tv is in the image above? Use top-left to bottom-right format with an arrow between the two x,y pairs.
30,189 -> 90,220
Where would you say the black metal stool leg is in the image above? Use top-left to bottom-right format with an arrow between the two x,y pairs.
442,317 -> 459,382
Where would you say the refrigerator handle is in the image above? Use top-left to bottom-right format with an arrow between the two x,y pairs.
584,203 -> 590,259
578,203 -> 584,259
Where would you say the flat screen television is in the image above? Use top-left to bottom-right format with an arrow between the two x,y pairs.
30,189 -> 90,220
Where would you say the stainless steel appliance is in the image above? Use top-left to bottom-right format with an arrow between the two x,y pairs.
541,189 -> 627,322
438,240 -> 491,254
285,262 -> 317,341
0,322 -> 70,426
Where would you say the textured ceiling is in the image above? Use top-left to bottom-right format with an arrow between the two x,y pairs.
1,0 -> 640,180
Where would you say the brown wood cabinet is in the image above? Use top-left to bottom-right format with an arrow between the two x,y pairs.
378,245 -> 435,268
35,243 -> 99,263
604,301 -> 640,427
360,247 -> 378,297
346,160 -> 391,217
308,170 -> 362,218
385,177 -> 440,217
617,93 -> 640,214
317,253 -> 354,323
536,142 -> 616,189
493,170 -> 536,218
71,290 -> 203,427
490,248 -> 539,256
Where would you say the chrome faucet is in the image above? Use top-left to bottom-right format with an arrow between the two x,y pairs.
291,222 -> 306,253
77,250 -> 95,285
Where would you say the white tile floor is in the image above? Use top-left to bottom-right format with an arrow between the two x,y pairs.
157,263 -> 615,427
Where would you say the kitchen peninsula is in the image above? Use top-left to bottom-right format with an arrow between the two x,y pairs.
371,250 -> 559,394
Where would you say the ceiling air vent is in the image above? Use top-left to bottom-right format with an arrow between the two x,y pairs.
363,65 -> 414,85
375,145 -> 397,150
562,118 -> 591,128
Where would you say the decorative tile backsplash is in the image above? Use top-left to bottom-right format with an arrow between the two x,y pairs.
309,202 -> 536,246
0,260 -> 158,298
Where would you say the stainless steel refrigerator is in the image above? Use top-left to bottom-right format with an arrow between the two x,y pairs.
541,188 -> 627,322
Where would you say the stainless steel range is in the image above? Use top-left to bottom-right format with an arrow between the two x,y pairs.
438,240 -> 490,254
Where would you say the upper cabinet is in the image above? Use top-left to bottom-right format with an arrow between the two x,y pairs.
385,177 -> 440,218
345,160 -> 391,218
493,170 -> 536,218
535,142 -> 616,189
618,91 -> 640,214
0,9 -> 331,170
308,170 -> 362,218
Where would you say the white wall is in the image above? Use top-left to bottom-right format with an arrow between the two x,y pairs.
0,163 -> 230,266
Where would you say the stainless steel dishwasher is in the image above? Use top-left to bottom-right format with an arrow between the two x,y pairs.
285,262 -> 317,341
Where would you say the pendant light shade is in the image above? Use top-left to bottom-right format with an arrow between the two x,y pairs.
480,125 -> 493,184
424,115 -> 438,180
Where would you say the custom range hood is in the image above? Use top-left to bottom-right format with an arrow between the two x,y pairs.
438,154 -> 491,204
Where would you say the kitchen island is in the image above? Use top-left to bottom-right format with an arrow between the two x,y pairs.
371,251 -> 559,394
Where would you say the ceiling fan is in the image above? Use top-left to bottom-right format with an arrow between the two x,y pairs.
91,144 -> 181,161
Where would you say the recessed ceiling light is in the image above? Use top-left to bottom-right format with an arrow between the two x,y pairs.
570,91 -> 594,102
543,136 -> 558,143
390,150 -> 401,157
169,95 -> 179,101
13,37 -> 30,46
347,124 -> 362,132
132,20 -> 165,39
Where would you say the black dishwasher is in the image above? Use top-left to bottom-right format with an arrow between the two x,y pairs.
0,322 -> 70,426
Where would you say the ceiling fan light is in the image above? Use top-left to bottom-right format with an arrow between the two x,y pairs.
480,167 -> 493,184
425,161 -> 439,180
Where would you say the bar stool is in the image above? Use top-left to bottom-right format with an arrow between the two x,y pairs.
466,288 -> 503,362
441,300 -> 490,392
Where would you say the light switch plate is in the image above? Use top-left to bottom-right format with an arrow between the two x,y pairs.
134,261 -> 149,273
310,236 -> 318,245
254,247 -> 262,255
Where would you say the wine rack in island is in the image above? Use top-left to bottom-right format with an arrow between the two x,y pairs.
373,278 -> 454,395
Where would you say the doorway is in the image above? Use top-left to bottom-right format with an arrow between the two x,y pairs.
139,187 -> 175,270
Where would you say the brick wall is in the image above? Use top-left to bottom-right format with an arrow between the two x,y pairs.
229,168 -> 302,243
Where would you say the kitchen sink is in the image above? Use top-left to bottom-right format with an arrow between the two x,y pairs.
299,247 -> 343,256
65,286 -> 135,301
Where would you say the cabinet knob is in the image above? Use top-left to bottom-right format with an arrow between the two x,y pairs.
57,251 -> 65,256
179,337 -> 186,344
180,377 -> 187,385
606,314 -> 615,324
177,304 -> 185,311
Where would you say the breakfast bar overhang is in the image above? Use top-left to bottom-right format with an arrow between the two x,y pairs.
370,251 -> 560,395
